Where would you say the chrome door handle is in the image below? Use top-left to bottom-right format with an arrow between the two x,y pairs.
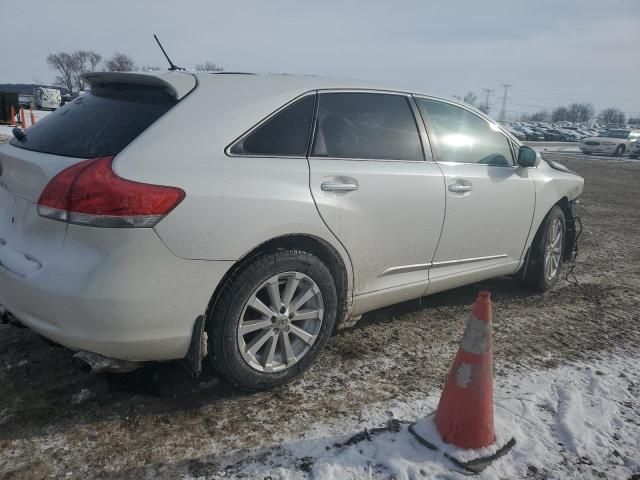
448,184 -> 472,193
321,182 -> 359,192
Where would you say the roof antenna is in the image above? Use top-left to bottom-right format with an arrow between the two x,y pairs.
154,34 -> 185,71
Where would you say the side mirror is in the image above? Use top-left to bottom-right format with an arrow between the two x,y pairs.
517,145 -> 537,167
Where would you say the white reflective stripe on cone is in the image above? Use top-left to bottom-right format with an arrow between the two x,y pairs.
460,314 -> 492,355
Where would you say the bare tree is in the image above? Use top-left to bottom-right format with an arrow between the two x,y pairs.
566,103 -> 595,123
47,50 -> 103,92
195,61 -> 224,72
598,108 -> 626,125
462,91 -> 478,107
478,103 -> 490,114
577,103 -> 595,122
105,53 -> 136,72
86,51 -> 102,71
47,52 -> 78,93
529,110 -> 551,122
552,106 -> 569,122
73,50 -> 102,90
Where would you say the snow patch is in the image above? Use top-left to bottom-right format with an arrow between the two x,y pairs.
208,353 -> 640,479
71,388 -> 93,405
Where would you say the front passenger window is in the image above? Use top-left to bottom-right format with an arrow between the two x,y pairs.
416,98 -> 514,166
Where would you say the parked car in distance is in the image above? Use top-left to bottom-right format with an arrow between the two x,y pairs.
507,127 -> 527,140
18,94 -> 34,109
0,71 -> 584,391
519,128 -> 545,141
630,140 -> 640,159
541,129 -> 564,141
580,129 -> 640,156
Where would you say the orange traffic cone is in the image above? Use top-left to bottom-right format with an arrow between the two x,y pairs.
30,107 -> 36,126
19,107 -> 27,128
9,106 -> 16,127
434,291 -> 494,449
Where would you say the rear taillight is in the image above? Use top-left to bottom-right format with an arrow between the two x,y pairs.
37,156 -> 185,228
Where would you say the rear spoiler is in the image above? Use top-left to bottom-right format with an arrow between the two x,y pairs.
80,71 -> 196,99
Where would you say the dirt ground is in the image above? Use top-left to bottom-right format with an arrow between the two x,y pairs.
1,150 -> 639,479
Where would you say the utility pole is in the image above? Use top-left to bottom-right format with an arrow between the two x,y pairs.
481,88 -> 493,107
498,84 -> 511,121
481,88 -> 493,114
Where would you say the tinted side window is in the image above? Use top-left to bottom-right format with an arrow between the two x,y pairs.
312,93 -> 423,161
230,94 -> 316,156
11,84 -> 177,158
416,98 -> 514,166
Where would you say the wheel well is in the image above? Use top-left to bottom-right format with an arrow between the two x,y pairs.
205,234 -> 350,328
556,197 -> 577,261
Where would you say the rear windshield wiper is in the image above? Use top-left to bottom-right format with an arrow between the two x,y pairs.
12,127 -> 26,142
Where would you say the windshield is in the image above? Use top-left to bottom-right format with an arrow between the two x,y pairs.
598,130 -> 630,139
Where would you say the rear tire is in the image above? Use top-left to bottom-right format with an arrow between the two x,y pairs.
207,250 -> 337,391
518,205 -> 566,291
613,145 -> 625,157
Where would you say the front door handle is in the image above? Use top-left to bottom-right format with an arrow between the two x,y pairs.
448,183 -> 472,193
321,181 -> 359,192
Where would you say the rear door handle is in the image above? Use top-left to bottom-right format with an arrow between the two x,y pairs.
448,183 -> 472,193
321,182 -> 359,192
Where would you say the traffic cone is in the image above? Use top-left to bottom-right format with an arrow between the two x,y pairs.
19,107 -> 27,128
30,107 -> 36,126
434,291 -> 494,449
9,106 -> 16,127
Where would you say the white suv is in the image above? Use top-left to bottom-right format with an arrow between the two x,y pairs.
0,71 -> 584,390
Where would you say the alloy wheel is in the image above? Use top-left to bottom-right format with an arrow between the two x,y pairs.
544,217 -> 563,282
237,272 -> 324,373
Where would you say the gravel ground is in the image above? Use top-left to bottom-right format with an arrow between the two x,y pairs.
1,151 -> 639,479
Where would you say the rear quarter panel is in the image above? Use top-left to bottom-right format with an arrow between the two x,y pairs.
113,76 -> 353,280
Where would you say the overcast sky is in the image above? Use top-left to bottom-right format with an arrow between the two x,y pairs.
4,0 -> 640,117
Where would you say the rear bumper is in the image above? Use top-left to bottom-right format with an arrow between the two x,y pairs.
0,225 -> 232,361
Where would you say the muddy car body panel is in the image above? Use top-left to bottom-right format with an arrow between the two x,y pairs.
0,72 -> 584,378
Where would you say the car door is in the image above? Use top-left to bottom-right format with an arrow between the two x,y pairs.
308,91 -> 445,307
414,97 -> 535,292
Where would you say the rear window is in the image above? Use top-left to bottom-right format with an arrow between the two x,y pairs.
11,84 -> 177,158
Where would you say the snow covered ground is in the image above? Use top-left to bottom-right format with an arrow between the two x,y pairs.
199,353 -> 639,480
528,142 -> 581,153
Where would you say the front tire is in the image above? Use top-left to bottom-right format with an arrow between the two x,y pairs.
518,205 -> 566,291
613,145 -> 625,157
207,250 -> 337,391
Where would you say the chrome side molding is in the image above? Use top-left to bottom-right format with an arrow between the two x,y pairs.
378,254 -> 508,277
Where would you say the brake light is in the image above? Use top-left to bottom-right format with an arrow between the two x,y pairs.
37,156 -> 185,228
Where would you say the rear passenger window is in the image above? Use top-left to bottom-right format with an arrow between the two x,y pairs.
311,93 -> 423,161
230,94 -> 316,156
416,98 -> 514,166
11,84 -> 177,158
